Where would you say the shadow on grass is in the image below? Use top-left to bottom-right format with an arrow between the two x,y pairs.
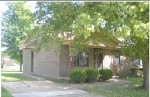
83,77 -> 148,97
126,77 -> 143,87
2,72 -> 35,82
84,84 -> 148,97
33,74 -> 70,84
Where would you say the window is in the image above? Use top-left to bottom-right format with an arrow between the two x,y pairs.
114,51 -> 141,66
112,51 -> 120,65
73,51 -> 89,67
132,58 -> 141,65
120,55 -> 125,65
114,52 -> 120,65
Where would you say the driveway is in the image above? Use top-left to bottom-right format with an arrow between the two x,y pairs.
1,75 -> 130,97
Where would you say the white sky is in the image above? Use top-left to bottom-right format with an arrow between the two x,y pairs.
0,1 -> 36,52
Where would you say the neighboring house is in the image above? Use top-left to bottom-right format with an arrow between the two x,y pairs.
1,55 -> 15,69
19,35 -> 142,79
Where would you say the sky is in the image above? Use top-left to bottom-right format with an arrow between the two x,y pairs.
0,1 -> 36,52
0,1 -> 36,13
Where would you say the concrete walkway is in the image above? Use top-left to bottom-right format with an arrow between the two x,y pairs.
2,75 -> 131,97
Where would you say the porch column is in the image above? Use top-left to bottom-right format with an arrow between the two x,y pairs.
102,50 -> 105,69
23,48 -> 32,74
69,42 -> 73,71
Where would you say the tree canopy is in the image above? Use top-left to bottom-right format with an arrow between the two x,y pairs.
32,2 -> 149,90
33,2 -> 148,58
1,2 -> 33,70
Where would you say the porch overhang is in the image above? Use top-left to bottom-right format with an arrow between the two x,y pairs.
19,37 -> 37,50
62,40 -> 121,50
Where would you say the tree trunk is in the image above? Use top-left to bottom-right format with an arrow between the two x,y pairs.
142,57 -> 149,91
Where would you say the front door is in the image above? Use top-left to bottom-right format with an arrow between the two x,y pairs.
94,48 -> 103,68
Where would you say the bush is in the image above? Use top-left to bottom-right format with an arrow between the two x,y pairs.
130,68 -> 143,77
130,68 -> 137,77
69,69 -> 87,83
85,68 -> 99,82
99,69 -> 113,80
137,68 -> 143,77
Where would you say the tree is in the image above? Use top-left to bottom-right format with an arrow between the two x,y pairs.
1,2 -> 33,71
33,2 -> 149,90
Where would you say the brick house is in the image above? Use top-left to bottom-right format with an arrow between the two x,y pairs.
19,36 -> 142,79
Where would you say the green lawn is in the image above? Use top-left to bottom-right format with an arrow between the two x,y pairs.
33,74 -> 69,84
83,77 -> 149,97
1,71 -> 34,82
1,86 -> 13,97
127,77 -> 143,87
1,71 -> 148,97
1,71 -> 35,97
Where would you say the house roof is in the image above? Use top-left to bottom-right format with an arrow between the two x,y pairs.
19,36 -> 37,50
62,32 -> 122,50
19,32 -> 122,50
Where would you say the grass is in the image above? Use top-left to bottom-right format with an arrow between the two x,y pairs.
127,77 -> 143,87
1,71 -> 35,97
1,71 -> 35,82
83,77 -> 149,97
45,77 -> 69,84
33,74 -> 69,84
1,86 -> 13,97
2,71 -> 148,97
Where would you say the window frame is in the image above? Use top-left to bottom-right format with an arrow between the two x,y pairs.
73,51 -> 89,67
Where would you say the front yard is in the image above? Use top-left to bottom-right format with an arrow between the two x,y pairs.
83,77 -> 148,97
28,74 -> 149,97
1,86 -> 13,97
1,71 -> 35,97
1,71 -> 149,97
1,71 -> 34,82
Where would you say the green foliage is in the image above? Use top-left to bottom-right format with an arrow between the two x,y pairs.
99,69 -> 113,80
69,69 -> 87,83
33,2 -> 149,89
130,68 -> 138,77
137,69 -> 143,77
85,68 -> 99,82
1,2 -> 33,64
33,2 -> 148,58
129,68 -> 143,77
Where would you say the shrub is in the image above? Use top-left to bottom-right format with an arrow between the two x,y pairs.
85,68 -> 99,82
69,69 -> 87,83
99,69 -> 113,80
137,68 -> 143,77
130,68 -> 137,77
